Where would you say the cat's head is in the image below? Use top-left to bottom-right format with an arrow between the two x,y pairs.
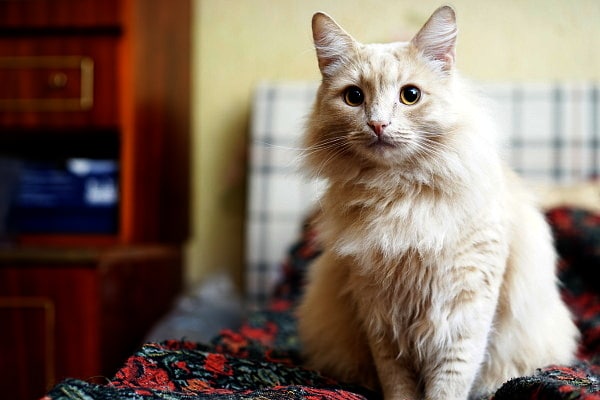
304,6 -> 471,184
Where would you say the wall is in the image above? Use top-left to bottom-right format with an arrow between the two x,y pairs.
187,0 -> 600,288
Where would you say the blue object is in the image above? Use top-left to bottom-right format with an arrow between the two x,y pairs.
7,159 -> 119,234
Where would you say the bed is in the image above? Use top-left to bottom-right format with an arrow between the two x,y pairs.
45,82 -> 600,400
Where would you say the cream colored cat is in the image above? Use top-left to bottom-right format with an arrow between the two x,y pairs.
297,6 -> 579,400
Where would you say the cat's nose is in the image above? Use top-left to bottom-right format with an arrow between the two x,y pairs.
368,121 -> 389,137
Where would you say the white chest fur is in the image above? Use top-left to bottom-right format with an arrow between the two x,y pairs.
319,179 -> 499,265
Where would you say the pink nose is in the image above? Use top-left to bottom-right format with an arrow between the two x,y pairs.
368,121 -> 389,136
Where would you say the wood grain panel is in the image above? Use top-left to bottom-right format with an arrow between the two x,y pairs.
119,0 -> 191,243
0,0 -> 120,29
0,297 -> 55,400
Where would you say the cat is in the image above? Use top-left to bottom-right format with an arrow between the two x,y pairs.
296,6 -> 579,400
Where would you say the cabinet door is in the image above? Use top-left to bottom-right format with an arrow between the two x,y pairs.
0,297 -> 54,400
0,266 -> 101,400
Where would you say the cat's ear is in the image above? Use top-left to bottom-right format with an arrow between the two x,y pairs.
410,6 -> 457,72
312,12 -> 357,75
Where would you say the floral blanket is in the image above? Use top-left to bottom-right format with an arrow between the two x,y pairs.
45,207 -> 600,400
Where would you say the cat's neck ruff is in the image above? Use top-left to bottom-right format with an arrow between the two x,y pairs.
318,149 -> 506,264
322,189 -> 482,263
343,163 -> 467,195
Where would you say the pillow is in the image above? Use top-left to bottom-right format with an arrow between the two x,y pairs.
536,181 -> 600,213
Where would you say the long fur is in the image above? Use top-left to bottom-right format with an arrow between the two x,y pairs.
297,6 -> 579,400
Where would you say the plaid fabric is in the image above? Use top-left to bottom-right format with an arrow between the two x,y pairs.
246,82 -> 322,308
482,83 -> 600,182
246,81 -> 600,308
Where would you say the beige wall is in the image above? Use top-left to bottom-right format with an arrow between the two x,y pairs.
187,0 -> 600,288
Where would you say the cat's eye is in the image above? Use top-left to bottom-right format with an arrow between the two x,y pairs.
343,86 -> 364,107
400,85 -> 421,105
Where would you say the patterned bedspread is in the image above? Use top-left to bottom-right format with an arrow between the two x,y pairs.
45,207 -> 600,400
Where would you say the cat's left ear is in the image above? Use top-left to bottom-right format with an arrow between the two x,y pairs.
410,6 -> 457,73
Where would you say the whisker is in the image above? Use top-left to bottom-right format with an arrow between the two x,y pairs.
256,135 -> 351,171
384,132 -> 454,164
313,143 -> 352,177
259,141 -> 307,152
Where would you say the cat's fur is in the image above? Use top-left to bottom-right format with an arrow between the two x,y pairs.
296,6 -> 579,400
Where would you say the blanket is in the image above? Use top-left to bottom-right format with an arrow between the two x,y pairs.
45,207 -> 600,400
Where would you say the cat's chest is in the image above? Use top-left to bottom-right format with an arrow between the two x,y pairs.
322,187 -> 471,259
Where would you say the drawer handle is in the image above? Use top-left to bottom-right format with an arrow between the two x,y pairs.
48,72 -> 69,89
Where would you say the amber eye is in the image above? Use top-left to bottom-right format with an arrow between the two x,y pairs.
400,85 -> 421,105
343,86 -> 364,107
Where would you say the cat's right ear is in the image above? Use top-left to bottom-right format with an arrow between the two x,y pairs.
312,12 -> 356,76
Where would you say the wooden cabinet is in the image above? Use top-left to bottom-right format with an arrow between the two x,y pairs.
0,1 -> 190,399
0,247 -> 182,400
0,0 -> 190,244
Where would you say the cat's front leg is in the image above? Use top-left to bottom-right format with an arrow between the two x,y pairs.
368,337 -> 420,400
421,331 -> 490,400
421,258 -> 505,400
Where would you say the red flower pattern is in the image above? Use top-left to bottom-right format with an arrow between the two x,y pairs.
204,353 -> 233,377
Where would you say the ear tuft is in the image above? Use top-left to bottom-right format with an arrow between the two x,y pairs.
312,12 -> 356,75
410,6 -> 457,72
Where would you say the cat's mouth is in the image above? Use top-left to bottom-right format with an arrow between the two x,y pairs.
359,134 -> 407,164
352,133 -> 405,163
367,136 -> 397,150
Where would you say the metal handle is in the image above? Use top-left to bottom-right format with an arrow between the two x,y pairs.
48,72 -> 68,89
